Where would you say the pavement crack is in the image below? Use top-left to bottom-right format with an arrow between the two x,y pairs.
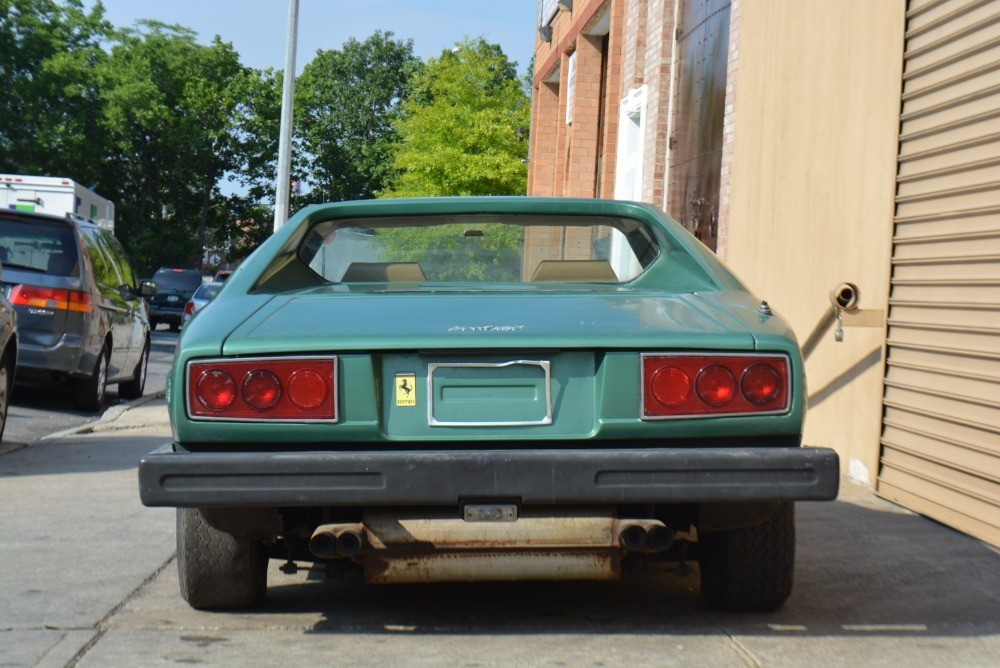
722,627 -> 763,668
64,553 -> 176,668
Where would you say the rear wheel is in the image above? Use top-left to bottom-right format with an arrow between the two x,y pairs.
699,501 -> 795,611
73,345 -> 108,413
0,350 -> 11,441
169,320 -> 180,332
118,340 -> 149,400
177,507 -> 268,610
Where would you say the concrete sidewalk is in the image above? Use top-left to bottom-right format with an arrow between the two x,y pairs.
0,398 -> 175,668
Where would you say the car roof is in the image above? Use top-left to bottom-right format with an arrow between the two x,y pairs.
0,208 -> 78,226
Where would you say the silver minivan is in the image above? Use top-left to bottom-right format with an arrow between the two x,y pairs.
0,210 -> 153,412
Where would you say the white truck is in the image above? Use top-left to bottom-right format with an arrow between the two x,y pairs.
0,174 -> 114,232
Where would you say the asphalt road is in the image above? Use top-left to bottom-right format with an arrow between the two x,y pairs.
3,328 -> 177,448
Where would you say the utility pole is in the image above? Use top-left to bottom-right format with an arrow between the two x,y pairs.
273,0 -> 299,232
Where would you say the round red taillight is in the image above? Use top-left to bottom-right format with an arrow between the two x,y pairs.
741,364 -> 782,405
287,369 -> 327,410
196,369 -> 236,412
242,369 -> 282,410
649,366 -> 691,407
696,365 -> 736,407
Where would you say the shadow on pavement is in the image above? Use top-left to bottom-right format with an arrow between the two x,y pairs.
209,496 -> 1000,639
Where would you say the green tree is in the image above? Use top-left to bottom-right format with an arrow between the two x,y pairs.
386,38 -> 530,198
296,32 -> 421,203
0,0 -> 111,185
98,22 -> 252,273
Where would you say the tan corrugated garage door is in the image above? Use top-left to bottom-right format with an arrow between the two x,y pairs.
878,0 -> 1000,548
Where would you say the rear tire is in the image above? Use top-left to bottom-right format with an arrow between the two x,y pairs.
0,350 -> 11,442
699,501 -> 795,612
73,345 -> 108,413
118,340 -> 148,400
169,320 -> 180,332
177,507 -> 267,610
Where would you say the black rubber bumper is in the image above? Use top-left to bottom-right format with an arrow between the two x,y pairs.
139,445 -> 840,508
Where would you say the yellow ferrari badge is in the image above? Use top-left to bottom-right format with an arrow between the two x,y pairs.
395,373 -> 417,407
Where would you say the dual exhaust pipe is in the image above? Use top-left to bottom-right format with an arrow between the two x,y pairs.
617,520 -> 675,553
309,523 -> 365,558
308,518 -> 676,559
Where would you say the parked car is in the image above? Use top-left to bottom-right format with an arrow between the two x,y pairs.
213,269 -> 232,282
147,267 -> 202,331
0,258 -> 16,441
182,281 -> 223,326
139,197 -> 839,612
0,209 -> 153,412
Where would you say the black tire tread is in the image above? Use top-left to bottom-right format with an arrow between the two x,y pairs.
118,341 -> 148,400
177,507 -> 267,610
699,501 -> 795,612
72,346 -> 107,413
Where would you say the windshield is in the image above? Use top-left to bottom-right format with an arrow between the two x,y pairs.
153,269 -> 203,292
298,214 -> 659,285
0,217 -> 79,277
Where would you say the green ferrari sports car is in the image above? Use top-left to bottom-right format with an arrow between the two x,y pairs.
139,197 -> 839,612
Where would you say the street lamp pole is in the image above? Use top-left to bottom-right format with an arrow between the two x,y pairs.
273,0 -> 299,232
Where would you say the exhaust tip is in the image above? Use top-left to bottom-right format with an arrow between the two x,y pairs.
619,524 -> 648,551
647,525 -> 675,552
336,530 -> 363,557
309,531 -> 338,559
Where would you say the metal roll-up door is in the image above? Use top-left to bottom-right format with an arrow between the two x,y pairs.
878,0 -> 1000,548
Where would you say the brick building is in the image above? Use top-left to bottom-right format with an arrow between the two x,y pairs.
527,0 -> 1000,548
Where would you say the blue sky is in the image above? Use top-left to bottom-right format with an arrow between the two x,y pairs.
85,0 -> 538,74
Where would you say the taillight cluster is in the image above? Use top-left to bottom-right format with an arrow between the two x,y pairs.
641,354 -> 790,419
187,357 -> 337,421
10,285 -> 93,313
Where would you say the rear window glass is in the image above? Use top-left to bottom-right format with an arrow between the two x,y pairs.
193,283 -> 222,300
298,215 -> 659,284
153,269 -> 203,292
0,217 -> 79,277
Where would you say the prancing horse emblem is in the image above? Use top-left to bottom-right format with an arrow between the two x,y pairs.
395,373 -> 417,407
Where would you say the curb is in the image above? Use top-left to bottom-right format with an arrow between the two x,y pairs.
41,390 -> 168,441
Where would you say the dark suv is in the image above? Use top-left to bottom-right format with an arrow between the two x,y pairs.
0,210 -> 153,411
148,267 -> 202,331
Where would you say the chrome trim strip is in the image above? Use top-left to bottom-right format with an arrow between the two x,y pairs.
185,355 -> 339,423
639,352 -> 793,421
427,360 -> 553,427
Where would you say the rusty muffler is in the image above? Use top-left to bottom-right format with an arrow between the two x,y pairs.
309,523 -> 365,558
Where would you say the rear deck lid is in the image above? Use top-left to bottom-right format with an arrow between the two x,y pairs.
221,288 -> 755,355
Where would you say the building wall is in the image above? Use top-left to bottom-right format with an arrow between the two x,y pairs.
724,0 -> 906,484
529,0 -> 625,199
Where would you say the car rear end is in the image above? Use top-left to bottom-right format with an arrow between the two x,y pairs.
0,210 -> 95,383
149,268 -> 202,330
139,198 -> 839,611
182,282 -> 222,326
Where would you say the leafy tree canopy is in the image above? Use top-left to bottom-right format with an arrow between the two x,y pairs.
296,31 -> 421,203
386,38 -> 530,198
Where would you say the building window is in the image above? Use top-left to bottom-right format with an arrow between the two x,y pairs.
538,0 -> 559,27
614,86 -> 647,201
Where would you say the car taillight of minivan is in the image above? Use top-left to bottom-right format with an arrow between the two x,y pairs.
641,353 -> 790,419
9,285 -> 93,313
184,301 -> 195,316
187,357 -> 338,422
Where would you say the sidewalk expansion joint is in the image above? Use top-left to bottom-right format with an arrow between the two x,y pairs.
722,628 -> 763,668
64,553 -> 176,668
